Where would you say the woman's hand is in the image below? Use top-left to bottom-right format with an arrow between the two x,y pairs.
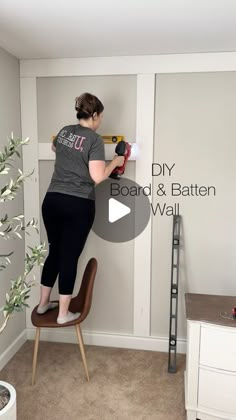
89,155 -> 125,184
112,155 -> 125,167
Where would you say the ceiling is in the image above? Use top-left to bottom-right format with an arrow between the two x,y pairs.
0,0 -> 236,60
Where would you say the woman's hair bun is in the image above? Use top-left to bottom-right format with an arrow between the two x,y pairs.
75,93 -> 104,120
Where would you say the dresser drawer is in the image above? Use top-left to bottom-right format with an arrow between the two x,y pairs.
198,368 -> 236,416
200,325 -> 236,371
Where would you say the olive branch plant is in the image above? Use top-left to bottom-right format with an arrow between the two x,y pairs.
0,134 -> 46,334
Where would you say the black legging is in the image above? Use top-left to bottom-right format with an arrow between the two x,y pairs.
41,192 -> 95,295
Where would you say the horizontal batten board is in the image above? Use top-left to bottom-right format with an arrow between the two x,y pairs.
38,142 -> 136,161
20,52 -> 236,78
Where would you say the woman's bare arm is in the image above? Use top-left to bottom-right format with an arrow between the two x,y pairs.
89,156 -> 124,184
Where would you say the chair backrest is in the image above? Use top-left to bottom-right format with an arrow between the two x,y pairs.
69,258 -> 98,323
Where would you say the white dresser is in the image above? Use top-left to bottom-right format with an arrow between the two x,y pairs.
185,293 -> 236,420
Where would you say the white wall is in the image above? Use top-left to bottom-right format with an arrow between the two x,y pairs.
37,75 -> 136,142
0,47 -> 25,358
151,72 -> 236,338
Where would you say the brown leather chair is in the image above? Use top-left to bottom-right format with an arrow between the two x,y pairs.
31,258 -> 97,385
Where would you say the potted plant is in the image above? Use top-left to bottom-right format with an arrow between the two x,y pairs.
0,134 -> 46,419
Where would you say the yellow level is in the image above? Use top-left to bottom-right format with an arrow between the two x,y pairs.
52,135 -> 124,144
102,135 -> 124,144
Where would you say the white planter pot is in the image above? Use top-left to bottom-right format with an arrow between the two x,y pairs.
0,382 -> 16,420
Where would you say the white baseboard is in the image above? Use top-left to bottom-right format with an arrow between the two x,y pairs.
0,328 -> 186,372
27,328 -> 186,354
0,330 -> 27,371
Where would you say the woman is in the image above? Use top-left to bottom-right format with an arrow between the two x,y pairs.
37,93 -> 124,324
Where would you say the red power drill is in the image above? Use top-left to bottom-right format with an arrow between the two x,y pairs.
109,140 -> 132,179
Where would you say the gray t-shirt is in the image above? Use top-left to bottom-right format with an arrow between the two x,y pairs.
47,124 -> 105,200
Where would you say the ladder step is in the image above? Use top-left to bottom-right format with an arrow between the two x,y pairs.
173,236 -> 180,245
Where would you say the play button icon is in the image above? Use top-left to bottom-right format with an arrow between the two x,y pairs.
91,177 -> 151,243
109,198 -> 131,223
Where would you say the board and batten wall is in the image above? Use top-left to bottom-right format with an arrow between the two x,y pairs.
21,53 -> 236,352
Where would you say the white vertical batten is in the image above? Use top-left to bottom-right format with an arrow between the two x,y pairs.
133,74 -> 155,336
20,77 -> 41,328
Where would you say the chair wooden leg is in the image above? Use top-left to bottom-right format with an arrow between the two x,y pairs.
32,327 -> 40,385
75,324 -> 90,381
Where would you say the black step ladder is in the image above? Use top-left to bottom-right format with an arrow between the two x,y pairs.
168,215 -> 181,373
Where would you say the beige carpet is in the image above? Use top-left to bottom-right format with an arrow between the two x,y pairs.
0,341 -> 186,420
